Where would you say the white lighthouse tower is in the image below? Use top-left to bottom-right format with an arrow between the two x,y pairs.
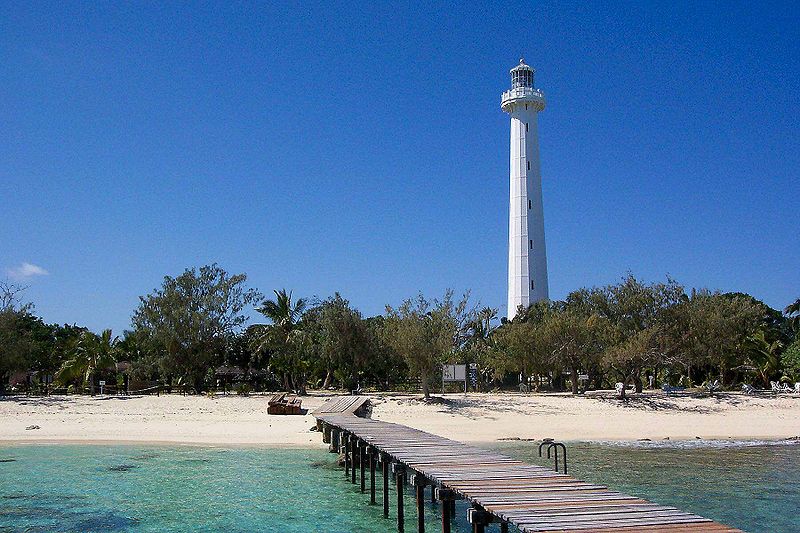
502,58 -> 548,319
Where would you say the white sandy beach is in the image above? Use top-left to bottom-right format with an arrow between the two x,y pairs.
1,392 -> 798,446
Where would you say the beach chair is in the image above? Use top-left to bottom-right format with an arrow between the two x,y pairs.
780,382 -> 793,393
795,383 -> 800,394
771,381 -> 781,393
285,395 -> 303,415
267,393 -> 287,414
741,384 -> 756,395
662,383 -> 685,396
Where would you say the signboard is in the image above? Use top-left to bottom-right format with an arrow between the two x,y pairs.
442,364 -> 466,382
99,381 -> 106,386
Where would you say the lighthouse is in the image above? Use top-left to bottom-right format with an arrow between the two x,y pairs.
502,58 -> 548,319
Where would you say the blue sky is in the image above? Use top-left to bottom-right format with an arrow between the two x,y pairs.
2,1 -> 798,333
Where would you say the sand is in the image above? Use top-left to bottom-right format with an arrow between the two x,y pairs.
1,391 -> 799,446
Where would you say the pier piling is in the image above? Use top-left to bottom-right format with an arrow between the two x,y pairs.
382,454 -> 390,518
369,447 -> 377,504
395,464 -> 405,533
350,436 -> 357,484
360,442 -> 366,493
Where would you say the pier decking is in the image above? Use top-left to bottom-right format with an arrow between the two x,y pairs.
313,396 -> 741,533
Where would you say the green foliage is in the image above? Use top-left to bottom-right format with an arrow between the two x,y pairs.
56,329 -> 119,395
251,289 -> 309,393
384,290 -> 474,398
132,264 -> 261,392
744,330 -> 783,387
781,340 -> 800,381
234,383 -> 252,396
786,297 -> 800,334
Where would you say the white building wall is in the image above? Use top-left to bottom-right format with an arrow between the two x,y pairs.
503,78 -> 548,320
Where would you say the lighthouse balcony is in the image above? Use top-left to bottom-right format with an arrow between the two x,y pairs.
501,87 -> 545,111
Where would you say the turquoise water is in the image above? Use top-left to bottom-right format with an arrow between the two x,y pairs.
1,442 -> 797,532
496,441 -> 800,533
0,445 -> 469,532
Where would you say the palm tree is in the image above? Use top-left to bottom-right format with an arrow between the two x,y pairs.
253,289 -> 308,392
785,297 -> 800,333
745,330 -> 783,387
57,329 -> 119,395
257,289 -> 307,331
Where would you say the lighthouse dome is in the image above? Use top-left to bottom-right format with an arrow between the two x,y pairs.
510,58 -> 534,89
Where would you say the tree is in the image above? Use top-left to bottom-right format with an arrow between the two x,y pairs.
744,330 -> 783,387
251,289 -> 309,392
56,329 -> 119,395
677,291 -> 763,386
384,290 -> 471,399
581,275 -> 685,392
542,308 -> 607,394
311,293 -> 371,390
132,264 -> 261,392
0,282 -> 35,393
491,301 -> 550,391
781,340 -> 800,382
786,297 -> 800,333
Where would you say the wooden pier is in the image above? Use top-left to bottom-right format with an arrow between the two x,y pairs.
313,396 -> 741,533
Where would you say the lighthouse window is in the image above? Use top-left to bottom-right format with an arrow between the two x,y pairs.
527,161 -> 530,170
525,123 -> 529,132
531,280 -> 535,290
529,240 -> 533,249
528,199 -> 531,209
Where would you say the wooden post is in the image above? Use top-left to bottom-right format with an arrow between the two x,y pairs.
383,454 -> 390,518
414,475 -> 426,533
468,507 -> 490,533
396,465 -> 405,533
500,522 -> 508,533
437,489 -> 455,533
344,433 -> 350,478
370,447 -> 377,505
360,441 -> 366,493
441,498 -> 450,533
330,428 -> 340,453
430,484 -> 437,504
351,436 -> 357,484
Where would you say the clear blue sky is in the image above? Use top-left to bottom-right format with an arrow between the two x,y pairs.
2,1 -> 798,333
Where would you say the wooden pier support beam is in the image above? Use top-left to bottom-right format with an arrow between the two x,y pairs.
343,432 -> 350,478
394,464 -> 405,533
359,441 -> 366,493
382,454 -> 390,518
412,474 -> 427,533
500,522 -> 508,533
435,488 -> 462,533
329,427 -> 340,453
467,507 -> 491,533
350,436 -> 357,484
369,447 -> 377,505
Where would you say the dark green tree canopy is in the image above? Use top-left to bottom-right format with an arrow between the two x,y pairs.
131,264 -> 261,391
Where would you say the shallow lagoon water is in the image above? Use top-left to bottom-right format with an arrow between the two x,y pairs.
495,440 -> 800,533
1,442 -> 798,532
0,445 -> 468,532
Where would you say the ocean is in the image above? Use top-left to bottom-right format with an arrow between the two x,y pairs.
1,442 -> 797,532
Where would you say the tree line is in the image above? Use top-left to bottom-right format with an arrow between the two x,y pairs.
1,266 -> 799,397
